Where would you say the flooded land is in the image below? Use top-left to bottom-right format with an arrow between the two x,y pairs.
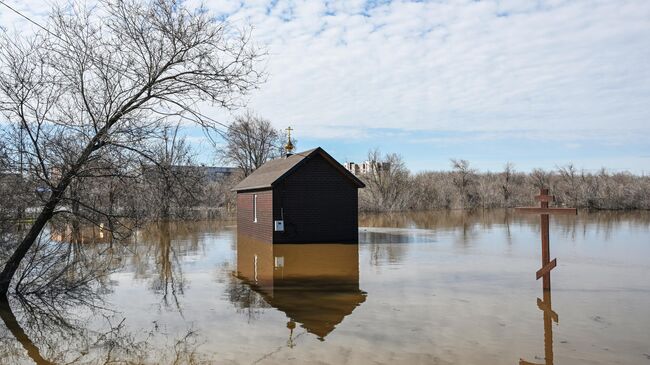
1,210 -> 649,364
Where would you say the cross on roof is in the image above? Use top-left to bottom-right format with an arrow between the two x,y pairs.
284,126 -> 295,154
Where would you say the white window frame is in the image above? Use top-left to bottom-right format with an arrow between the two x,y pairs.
253,194 -> 258,223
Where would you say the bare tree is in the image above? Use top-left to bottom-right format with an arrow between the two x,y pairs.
218,111 -> 287,177
501,162 -> 515,206
141,124 -> 203,220
450,159 -> 478,208
557,164 -> 580,206
529,168 -> 550,190
0,0 -> 263,297
359,149 -> 411,211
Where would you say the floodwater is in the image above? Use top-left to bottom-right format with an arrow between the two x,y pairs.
1,210 -> 650,364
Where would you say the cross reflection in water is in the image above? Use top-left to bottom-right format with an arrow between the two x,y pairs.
233,236 -> 367,341
520,289 -> 558,365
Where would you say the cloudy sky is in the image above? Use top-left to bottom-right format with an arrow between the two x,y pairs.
2,0 -> 649,172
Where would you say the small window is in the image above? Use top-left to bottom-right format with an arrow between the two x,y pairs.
274,256 -> 284,268
253,194 -> 257,222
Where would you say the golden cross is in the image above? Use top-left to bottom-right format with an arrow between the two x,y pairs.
284,126 -> 295,154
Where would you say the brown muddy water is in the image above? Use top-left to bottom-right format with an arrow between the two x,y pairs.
1,210 -> 650,364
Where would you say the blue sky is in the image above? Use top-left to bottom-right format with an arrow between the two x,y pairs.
2,0 -> 650,173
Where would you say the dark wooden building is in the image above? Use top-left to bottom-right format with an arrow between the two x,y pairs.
233,147 -> 365,243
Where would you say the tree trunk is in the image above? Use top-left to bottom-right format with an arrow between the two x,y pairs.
0,196 -> 59,297
0,130 -> 105,297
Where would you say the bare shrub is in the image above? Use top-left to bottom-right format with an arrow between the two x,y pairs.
359,149 -> 411,211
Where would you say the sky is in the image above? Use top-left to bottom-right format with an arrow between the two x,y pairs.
1,0 -> 649,173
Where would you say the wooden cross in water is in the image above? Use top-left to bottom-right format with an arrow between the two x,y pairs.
515,188 -> 577,291
517,188 -> 575,365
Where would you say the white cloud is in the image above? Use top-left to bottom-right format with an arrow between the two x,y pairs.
217,0 -> 650,142
2,0 -> 649,145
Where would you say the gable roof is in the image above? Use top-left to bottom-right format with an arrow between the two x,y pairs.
232,147 -> 365,192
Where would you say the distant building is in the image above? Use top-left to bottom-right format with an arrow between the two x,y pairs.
232,147 -> 365,243
141,165 -> 240,183
196,166 -> 240,182
344,160 -> 390,176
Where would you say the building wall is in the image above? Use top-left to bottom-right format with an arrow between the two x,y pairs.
273,154 -> 359,243
237,190 -> 273,242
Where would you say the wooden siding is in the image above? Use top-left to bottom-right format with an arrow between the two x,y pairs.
272,154 -> 359,243
237,190 -> 273,242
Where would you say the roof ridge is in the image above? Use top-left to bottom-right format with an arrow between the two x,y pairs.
232,147 -> 364,192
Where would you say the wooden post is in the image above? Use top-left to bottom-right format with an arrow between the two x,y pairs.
515,188 -> 576,291
517,189 -> 573,365
540,188 -> 551,290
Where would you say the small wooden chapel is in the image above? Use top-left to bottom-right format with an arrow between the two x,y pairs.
233,130 -> 365,243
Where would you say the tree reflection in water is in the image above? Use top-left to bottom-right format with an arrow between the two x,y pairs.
0,221 -> 211,364
222,265 -> 271,321
0,293 -> 205,364
130,220 -> 230,309
139,222 -> 187,311
360,209 -> 650,243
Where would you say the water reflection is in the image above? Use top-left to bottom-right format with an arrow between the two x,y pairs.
0,293 -> 207,364
233,236 -> 366,340
360,209 -> 650,237
520,290 -> 558,365
49,224 -> 113,245
129,220 -> 231,309
2,221 -> 210,364
1,211 -> 648,364
0,299 -> 55,365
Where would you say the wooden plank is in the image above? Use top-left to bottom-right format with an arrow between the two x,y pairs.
536,258 -> 557,280
515,207 -> 577,215
519,360 -> 543,365
534,194 -> 555,202
540,214 -> 550,290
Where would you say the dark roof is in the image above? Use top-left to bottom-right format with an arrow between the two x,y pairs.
232,147 -> 365,192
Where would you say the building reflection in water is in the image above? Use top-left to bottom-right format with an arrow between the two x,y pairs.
49,223 -> 112,244
234,236 -> 367,341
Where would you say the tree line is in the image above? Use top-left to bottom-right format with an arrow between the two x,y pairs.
358,151 -> 650,212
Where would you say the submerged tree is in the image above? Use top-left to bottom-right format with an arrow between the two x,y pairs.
0,0 -> 264,297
